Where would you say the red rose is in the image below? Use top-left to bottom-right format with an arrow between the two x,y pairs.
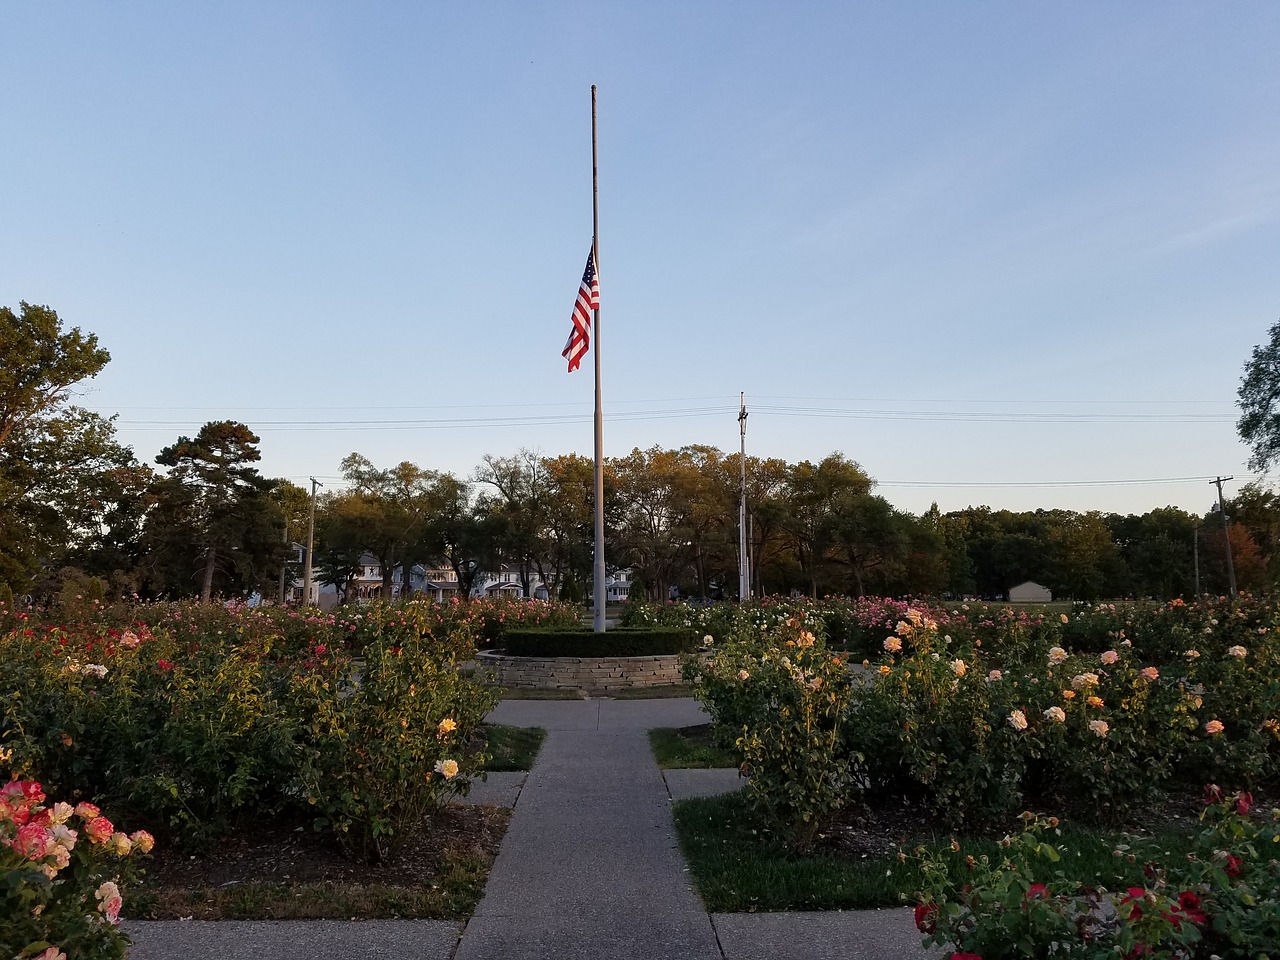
1120,887 -> 1147,921
1225,854 -> 1243,877
1204,783 -> 1223,805
1236,792 -> 1253,815
914,902 -> 938,934
1173,891 -> 1207,927
1025,883 -> 1048,900
949,954 -> 984,960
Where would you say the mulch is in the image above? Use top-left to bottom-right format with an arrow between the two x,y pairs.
138,802 -> 509,893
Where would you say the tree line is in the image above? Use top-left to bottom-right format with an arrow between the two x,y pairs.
4,301 -> 1279,605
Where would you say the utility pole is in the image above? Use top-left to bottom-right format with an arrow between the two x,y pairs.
1211,476 -> 1237,596
738,392 -> 750,602
1193,524 -> 1201,597
303,477 -> 323,607
278,519 -> 289,604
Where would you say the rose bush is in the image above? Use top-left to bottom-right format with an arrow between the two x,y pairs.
912,788 -> 1280,959
686,594 -> 1280,840
1,598 -> 503,855
1,778 -> 152,960
683,617 -> 856,847
849,613 -> 1029,827
286,613 -> 496,862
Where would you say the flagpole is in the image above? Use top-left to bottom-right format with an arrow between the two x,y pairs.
738,393 -> 749,601
591,84 -> 606,633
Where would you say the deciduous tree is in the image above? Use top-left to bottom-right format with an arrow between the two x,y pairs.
1238,320 -> 1280,472
0,303 -> 141,593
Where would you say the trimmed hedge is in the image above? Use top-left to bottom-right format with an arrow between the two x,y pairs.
503,627 -> 699,658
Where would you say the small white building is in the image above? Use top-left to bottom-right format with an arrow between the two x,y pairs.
1008,580 -> 1052,603
606,569 -> 631,602
472,566 -> 551,601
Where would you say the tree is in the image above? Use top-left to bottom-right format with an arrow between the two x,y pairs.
0,302 -> 110,449
334,454 -> 445,598
742,456 -> 795,597
1107,507 -> 1196,599
541,454 -> 600,601
1228,483 -> 1280,585
611,447 -> 695,602
146,421 -> 285,601
429,474 -> 491,599
781,453 -> 873,597
266,480 -> 311,602
670,445 -> 739,598
825,491 -> 913,596
314,491 -> 380,602
1048,511 -> 1121,602
0,303 -> 141,594
1238,320 -> 1280,472
474,450 -> 553,598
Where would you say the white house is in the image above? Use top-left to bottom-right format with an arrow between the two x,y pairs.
472,565 -> 551,601
1008,580 -> 1053,603
606,569 -> 631,602
299,556 -> 634,607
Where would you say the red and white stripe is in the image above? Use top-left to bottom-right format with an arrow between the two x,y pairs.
562,247 -> 599,372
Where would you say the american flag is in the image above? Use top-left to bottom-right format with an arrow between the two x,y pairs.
561,246 -> 598,372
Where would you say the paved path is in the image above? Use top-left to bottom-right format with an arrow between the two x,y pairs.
126,698 -> 932,959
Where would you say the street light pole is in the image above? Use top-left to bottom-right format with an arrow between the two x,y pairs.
303,477 -> 323,607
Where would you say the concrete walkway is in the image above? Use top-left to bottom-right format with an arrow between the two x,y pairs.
126,698 -> 932,959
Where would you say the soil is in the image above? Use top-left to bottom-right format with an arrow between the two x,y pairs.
133,803 -> 510,918
813,785 -> 1233,862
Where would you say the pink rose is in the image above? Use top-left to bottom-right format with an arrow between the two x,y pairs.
84,815 -> 114,845
11,822 -> 50,859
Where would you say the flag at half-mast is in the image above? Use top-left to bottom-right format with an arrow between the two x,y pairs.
561,246 -> 599,372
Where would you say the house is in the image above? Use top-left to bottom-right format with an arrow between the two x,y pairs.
472,566 -> 551,601
1008,581 -> 1053,603
606,569 -> 631,602
298,556 -> 634,607
419,566 -> 461,603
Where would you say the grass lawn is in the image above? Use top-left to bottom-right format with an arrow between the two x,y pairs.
649,724 -> 738,768
673,791 -> 1197,913
494,683 -> 695,700
483,723 -> 546,771
609,682 -> 696,700
495,685 -> 586,700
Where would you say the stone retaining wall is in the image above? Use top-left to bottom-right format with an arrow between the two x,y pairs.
475,650 -> 685,693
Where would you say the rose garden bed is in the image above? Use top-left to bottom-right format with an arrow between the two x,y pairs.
128,803 -> 509,921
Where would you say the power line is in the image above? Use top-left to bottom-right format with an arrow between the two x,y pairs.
278,472 -> 1255,491
111,404 -> 1234,431
104,394 -> 1234,411
878,475 -> 1237,489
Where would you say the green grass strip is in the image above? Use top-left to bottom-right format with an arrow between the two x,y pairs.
609,683 -> 696,700
649,725 -> 739,768
673,792 -> 1197,913
483,724 -> 546,772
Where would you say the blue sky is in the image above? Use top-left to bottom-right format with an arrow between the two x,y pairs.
3,2 -> 1278,517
